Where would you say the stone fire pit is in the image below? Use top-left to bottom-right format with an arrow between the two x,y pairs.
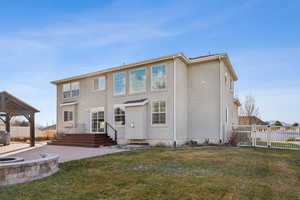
0,153 -> 59,186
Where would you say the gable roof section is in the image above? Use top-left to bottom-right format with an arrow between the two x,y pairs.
51,53 -> 238,85
0,91 -> 39,113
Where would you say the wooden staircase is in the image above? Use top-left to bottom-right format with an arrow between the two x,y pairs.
48,133 -> 117,147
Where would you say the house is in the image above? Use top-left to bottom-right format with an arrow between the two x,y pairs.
51,53 -> 238,147
239,116 -> 267,125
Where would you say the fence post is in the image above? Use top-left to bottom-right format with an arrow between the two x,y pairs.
267,125 -> 271,148
251,125 -> 256,147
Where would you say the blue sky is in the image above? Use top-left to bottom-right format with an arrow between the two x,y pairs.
0,0 -> 299,125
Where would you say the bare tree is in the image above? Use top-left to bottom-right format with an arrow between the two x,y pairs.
240,95 -> 259,117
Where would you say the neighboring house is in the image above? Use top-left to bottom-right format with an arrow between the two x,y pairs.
40,124 -> 56,131
239,116 -> 267,125
233,98 -> 241,125
51,53 -> 238,146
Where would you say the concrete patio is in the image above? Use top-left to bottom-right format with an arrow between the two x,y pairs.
0,143 -> 125,163
0,142 -> 46,157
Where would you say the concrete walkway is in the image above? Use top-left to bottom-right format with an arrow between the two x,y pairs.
0,142 -> 47,157
2,145 -> 125,163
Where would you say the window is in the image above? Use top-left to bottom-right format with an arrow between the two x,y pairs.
114,72 -> 126,95
229,79 -> 234,90
71,82 -> 80,97
129,68 -> 146,93
151,65 -> 166,90
91,110 -> 105,133
64,111 -> 73,122
94,76 -> 106,91
152,100 -> 166,125
63,82 -> 80,98
224,73 -> 228,85
114,106 -> 125,126
63,84 -> 71,99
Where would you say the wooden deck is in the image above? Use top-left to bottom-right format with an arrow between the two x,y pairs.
48,134 -> 117,147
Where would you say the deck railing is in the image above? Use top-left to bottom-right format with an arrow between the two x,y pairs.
105,122 -> 117,142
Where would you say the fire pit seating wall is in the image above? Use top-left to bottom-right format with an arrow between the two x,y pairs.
0,153 -> 59,186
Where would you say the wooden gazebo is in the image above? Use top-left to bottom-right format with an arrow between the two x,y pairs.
0,91 -> 39,146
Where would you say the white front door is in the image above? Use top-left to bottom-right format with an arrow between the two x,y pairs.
90,107 -> 105,133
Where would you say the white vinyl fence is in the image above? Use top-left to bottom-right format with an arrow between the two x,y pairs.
232,125 -> 300,150
0,126 -> 44,138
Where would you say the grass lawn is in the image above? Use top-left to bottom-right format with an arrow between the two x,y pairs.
1,147 -> 300,200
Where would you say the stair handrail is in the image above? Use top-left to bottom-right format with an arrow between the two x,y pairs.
105,121 -> 118,142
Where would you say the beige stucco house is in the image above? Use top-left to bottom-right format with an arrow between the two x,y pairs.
51,53 -> 239,146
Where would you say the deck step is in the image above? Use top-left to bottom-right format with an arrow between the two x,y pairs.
49,133 -> 117,147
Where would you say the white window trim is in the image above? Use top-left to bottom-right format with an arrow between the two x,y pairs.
63,110 -> 73,122
129,67 -> 147,94
113,72 -> 126,96
90,107 -> 105,133
113,104 -> 126,127
63,83 -> 71,99
151,99 -> 167,126
71,82 -> 80,98
93,76 -> 106,91
63,82 -> 80,99
151,65 -> 167,92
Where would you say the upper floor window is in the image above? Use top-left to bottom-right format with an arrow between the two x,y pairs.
63,82 -> 80,99
229,79 -> 234,91
152,100 -> 166,125
114,72 -> 126,96
63,84 -> 71,99
129,68 -> 146,94
151,65 -> 166,90
94,76 -> 106,91
114,105 -> 125,127
64,111 -> 73,122
224,73 -> 228,85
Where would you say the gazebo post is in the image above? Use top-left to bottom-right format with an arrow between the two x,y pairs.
29,113 -> 35,147
5,114 -> 11,133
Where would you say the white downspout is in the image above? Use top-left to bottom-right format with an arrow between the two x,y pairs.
219,56 -> 223,143
173,56 -> 177,147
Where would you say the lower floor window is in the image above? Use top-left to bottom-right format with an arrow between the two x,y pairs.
152,100 -> 166,125
91,111 -> 105,132
64,111 -> 73,122
114,106 -> 125,126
